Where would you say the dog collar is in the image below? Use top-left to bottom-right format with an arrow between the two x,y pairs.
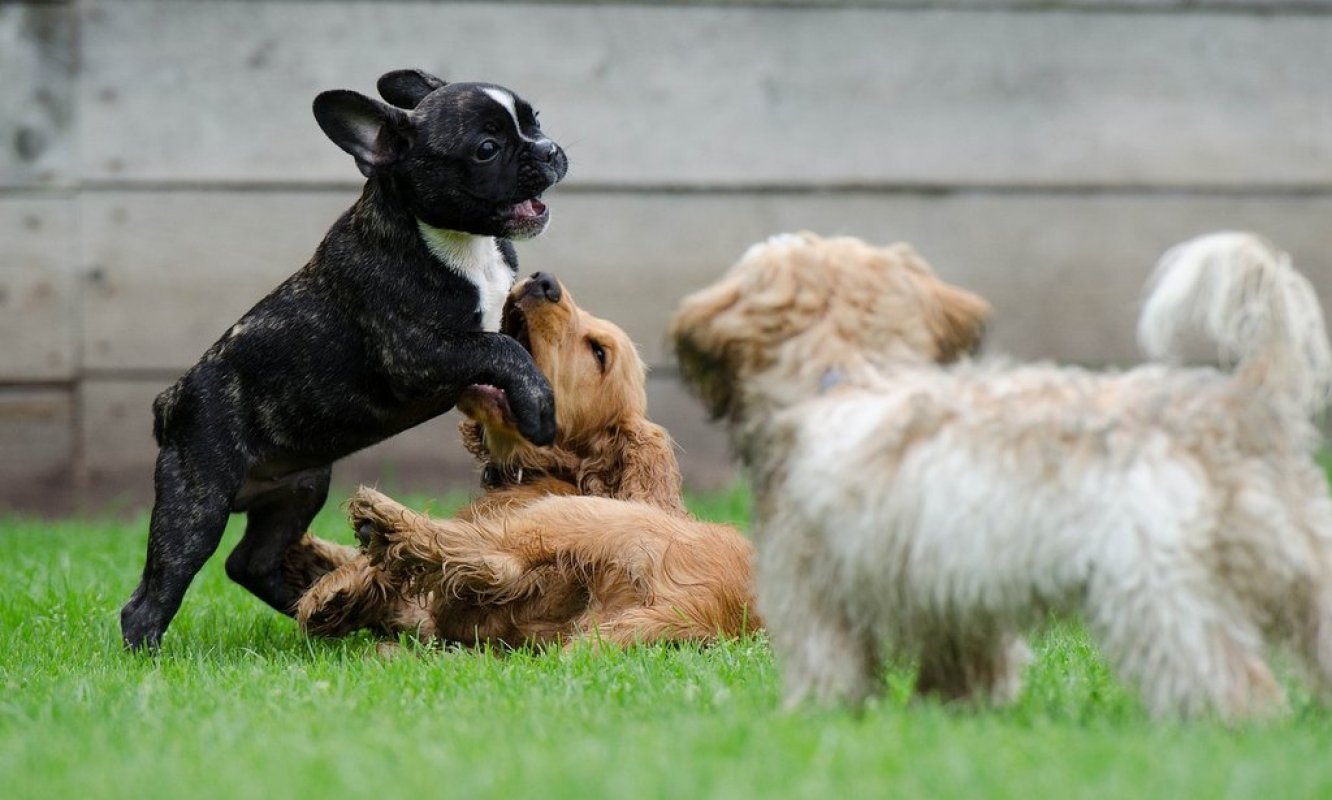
481,463 -> 521,489
482,457 -> 570,489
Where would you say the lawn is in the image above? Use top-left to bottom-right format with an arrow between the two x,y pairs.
4,483 -> 1332,799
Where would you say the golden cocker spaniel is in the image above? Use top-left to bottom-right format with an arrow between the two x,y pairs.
286,272 -> 759,648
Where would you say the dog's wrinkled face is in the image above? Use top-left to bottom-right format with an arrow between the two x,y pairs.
314,69 -> 568,239
459,272 -> 646,456
670,232 -> 990,419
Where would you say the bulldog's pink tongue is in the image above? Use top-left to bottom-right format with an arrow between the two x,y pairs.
512,199 -> 547,219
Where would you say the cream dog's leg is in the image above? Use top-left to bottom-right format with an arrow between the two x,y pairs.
1281,470 -> 1332,703
914,632 -> 1032,707
757,520 -> 880,710
1087,577 -> 1284,720
1296,581 -> 1332,703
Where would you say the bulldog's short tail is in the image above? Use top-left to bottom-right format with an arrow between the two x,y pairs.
1137,232 -> 1332,418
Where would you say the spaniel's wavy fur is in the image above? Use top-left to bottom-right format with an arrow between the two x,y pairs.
671,231 -> 1332,720
347,489 -> 756,648
287,274 -> 757,647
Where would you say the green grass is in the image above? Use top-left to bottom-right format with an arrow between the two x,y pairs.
4,483 -> 1332,799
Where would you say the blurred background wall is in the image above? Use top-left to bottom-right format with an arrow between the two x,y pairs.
2,0 -> 1330,513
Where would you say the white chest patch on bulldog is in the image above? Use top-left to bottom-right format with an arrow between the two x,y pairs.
417,222 -> 514,331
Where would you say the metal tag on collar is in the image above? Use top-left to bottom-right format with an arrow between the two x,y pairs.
819,367 -> 844,394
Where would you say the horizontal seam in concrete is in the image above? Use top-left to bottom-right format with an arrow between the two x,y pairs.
57,180 -> 1332,199
305,0 -> 1332,19
74,369 -> 178,383
0,380 -> 76,391
0,187 -> 78,199
72,368 -> 694,383
35,361 -> 1135,387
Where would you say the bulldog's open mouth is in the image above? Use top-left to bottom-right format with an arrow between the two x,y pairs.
457,383 -> 514,426
509,197 -> 547,223
501,195 -> 550,239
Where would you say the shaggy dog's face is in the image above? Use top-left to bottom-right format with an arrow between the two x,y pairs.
459,274 -> 647,456
669,232 -> 990,419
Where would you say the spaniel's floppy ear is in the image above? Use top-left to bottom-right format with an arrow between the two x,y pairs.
930,279 -> 991,363
611,419 -> 687,515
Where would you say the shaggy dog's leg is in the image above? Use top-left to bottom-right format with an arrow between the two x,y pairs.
1282,472 -> 1332,703
1296,582 -> 1332,703
774,613 -> 880,710
758,525 -> 880,710
1087,580 -> 1284,720
915,632 -> 1032,707
226,466 -> 332,615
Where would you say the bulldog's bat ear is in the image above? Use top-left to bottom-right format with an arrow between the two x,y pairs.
377,69 -> 447,109
313,90 -> 413,177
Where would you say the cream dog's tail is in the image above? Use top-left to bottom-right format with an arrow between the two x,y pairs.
1138,232 -> 1332,417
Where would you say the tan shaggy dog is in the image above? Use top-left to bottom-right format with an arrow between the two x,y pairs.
670,231 -> 1332,720
286,273 -> 758,647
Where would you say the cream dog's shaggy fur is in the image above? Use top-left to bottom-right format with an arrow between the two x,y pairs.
670,230 -> 1332,719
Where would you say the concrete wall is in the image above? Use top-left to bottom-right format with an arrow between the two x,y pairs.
3,0 -> 1331,512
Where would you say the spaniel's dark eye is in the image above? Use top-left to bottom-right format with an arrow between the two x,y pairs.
475,140 -> 500,161
589,340 -> 607,369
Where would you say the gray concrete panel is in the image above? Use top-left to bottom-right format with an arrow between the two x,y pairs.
0,388 -> 73,485
79,188 -> 1332,371
0,197 -> 76,379
0,4 -> 74,187
78,1 -> 1332,187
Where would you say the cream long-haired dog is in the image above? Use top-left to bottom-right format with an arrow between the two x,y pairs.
670,231 -> 1332,719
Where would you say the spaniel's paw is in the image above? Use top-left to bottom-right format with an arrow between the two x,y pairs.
346,487 -> 413,564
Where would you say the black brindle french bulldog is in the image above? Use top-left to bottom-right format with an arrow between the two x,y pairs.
120,69 -> 568,649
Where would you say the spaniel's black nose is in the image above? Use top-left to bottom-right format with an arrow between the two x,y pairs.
526,272 -> 562,303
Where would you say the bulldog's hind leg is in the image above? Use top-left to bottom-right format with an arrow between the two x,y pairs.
226,466 -> 332,615
121,445 -> 239,650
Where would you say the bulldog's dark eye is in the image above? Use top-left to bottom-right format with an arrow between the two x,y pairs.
589,339 -> 607,370
475,140 -> 500,161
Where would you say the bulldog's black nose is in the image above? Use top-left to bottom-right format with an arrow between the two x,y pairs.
526,272 -> 561,303
533,139 -> 560,163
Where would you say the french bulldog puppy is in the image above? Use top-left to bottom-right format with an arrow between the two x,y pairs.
120,69 -> 567,650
